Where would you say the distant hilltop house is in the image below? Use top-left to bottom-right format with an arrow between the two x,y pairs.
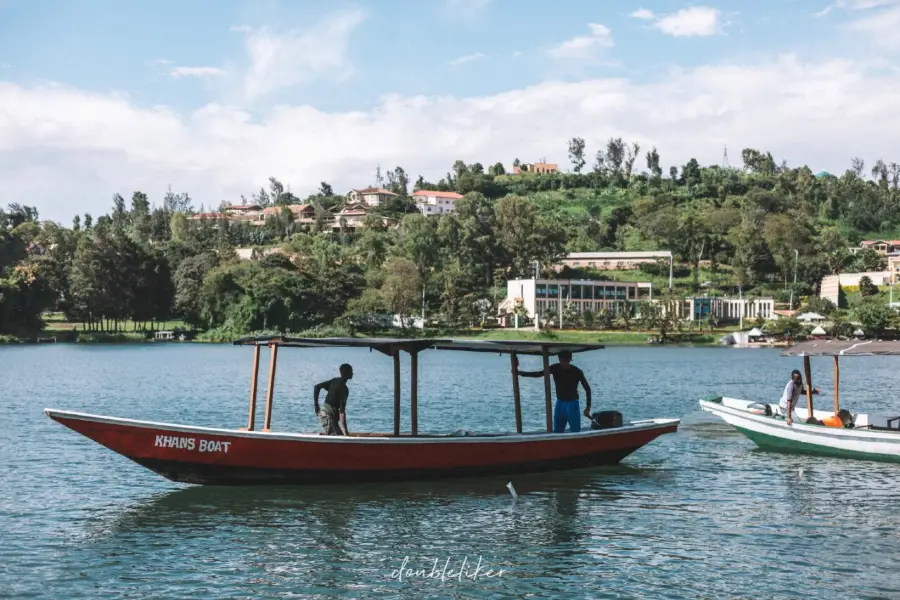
513,162 -> 558,174
412,190 -> 464,216
346,187 -> 398,207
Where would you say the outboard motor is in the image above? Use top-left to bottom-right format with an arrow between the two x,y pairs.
590,411 -> 623,430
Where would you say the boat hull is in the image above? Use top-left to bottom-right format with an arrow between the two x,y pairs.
699,397 -> 900,464
46,409 -> 680,485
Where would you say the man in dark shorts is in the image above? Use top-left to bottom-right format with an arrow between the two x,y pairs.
313,364 -> 353,435
516,350 -> 592,433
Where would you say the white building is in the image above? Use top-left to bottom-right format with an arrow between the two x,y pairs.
656,296 -> 775,323
412,190 -> 463,216
820,272 -> 892,305
500,278 -> 653,320
346,187 -> 398,207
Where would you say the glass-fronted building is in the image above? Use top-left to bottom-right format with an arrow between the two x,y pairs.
503,279 -> 652,319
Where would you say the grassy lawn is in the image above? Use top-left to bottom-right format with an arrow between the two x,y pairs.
572,266 -> 741,295
42,312 -> 189,332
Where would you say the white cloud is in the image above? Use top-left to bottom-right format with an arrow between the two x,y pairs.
816,0 -> 899,16
3,55 -> 900,222
630,8 -> 656,20
653,6 -> 723,37
240,8 -> 366,101
229,24 -> 252,33
834,1 -> 900,49
170,66 -> 227,79
547,23 -> 614,59
448,52 -> 486,66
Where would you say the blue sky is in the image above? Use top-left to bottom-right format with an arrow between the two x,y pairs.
1,0 -> 899,221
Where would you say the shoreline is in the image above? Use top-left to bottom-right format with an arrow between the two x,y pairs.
1,328 -> 730,348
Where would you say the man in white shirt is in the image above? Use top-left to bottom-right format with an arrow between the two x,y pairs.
779,369 -> 820,426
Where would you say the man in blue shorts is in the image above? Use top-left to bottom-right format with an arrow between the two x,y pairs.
516,350 -> 592,433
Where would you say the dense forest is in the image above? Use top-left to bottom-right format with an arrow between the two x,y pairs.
1,139 -> 899,340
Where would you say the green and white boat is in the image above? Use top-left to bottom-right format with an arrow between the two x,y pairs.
699,340 -> 900,463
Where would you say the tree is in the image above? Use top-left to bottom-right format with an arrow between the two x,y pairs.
624,142 -> 641,179
381,257 -> 422,330
605,138 -> 625,176
494,195 -> 566,278
568,137 -> 586,173
646,147 -> 662,179
319,182 -> 334,197
859,275 -> 879,297
682,158 -> 701,187
855,299 -> 893,337
173,252 -> 220,327
850,248 -> 887,272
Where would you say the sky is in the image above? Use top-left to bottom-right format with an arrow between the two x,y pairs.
1,0 -> 900,223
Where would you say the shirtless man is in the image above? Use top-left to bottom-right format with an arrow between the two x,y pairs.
516,350 -> 592,433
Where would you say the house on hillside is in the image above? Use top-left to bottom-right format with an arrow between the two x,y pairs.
412,190 -> 463,216
849,240 -> 900,255
331,203 -> 400,233
221,203 -> 262,217
347,187 -> 398,207
256,204 -> 318,226
513,162 -> 558,174
889,253 -> 900,283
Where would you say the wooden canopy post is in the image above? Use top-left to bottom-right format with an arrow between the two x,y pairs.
803,355 -> 813,420
246,344 -> 261,431
542,346 -> 552,433
393,348 -> 401,437
833,355 -> 840,415
262,343 -> 279,432
510,351 -> 522,434
410,350 -> 419,436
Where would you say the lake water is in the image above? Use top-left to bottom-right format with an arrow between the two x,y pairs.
2,343 -> 900,599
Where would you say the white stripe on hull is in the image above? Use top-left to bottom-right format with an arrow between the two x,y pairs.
45,408 -> 680,445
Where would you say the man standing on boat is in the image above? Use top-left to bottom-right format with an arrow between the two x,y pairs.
780,369 -> 819,426
314,364 -> 353,435
516,350 -> 592,433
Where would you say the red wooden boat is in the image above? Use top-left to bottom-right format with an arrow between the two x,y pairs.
45,336 -> 680,486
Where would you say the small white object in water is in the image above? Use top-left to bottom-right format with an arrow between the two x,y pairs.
798,468 -> 804,477
507,482 -> 518,498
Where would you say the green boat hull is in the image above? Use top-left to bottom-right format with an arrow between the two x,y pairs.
734,425 -> 900,464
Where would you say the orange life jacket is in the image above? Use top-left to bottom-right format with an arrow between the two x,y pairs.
821,415 -> 844,428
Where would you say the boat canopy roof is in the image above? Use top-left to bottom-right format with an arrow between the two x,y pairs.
232,335 -> 604,356
782,339 -> 900,356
